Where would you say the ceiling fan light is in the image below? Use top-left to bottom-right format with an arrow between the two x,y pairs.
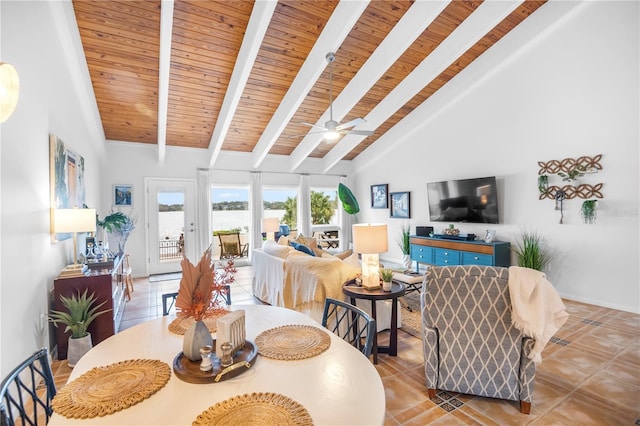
324,130 -> 340,142
0,62 -> 19,123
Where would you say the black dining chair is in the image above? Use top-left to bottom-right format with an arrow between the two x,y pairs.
162,285 -> 232,316
0,348 -> 57,426
322,298 -> 376,358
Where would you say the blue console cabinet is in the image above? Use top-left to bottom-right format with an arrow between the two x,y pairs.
410,236 -> 510,271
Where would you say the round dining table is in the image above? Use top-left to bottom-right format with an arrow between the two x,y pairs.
49,304 -> 385,425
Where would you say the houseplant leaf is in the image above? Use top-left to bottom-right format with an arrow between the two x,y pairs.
338,183 -> 359,215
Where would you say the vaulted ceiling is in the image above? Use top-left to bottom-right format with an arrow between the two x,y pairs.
72,0 -> 547,171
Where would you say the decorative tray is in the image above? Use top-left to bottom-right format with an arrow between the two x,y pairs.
173,339 -> 257,384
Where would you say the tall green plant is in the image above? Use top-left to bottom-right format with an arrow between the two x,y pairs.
513,230 -> 551,272
397,222 -> 410,255
49,289 -> 110,338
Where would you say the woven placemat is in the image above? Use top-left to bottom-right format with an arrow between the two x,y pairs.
168,316 -> 219,335
193,392 -> 313,425
255,325 -> 331,360
52,359 -> 171,419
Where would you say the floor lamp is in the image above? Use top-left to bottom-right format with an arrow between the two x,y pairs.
352,223 -> 388,290
54,208 -> 96,269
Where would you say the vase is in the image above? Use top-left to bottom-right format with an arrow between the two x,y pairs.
402,254 -> 411,270
183,320 -> 213,362
382,280 -> 393,292
67,333 -> 93,367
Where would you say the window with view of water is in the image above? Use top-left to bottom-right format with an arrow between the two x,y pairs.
263,188 -> 297,230
158,191 -> 184,260
211,187 -> 249,233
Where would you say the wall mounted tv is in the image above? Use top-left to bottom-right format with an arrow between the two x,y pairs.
427,176 -> 499,224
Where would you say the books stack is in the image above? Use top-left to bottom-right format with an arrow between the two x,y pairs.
57,264 -> 88,279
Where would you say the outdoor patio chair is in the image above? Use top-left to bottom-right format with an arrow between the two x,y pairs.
217,232 -> 248,259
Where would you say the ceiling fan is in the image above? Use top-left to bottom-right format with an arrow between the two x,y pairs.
293,52 -> 374,143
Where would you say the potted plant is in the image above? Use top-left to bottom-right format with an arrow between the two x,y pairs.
96,211 -> 135,255
537,175 -> 549,195
512,230 -> 551,272
380,269 -> 394,292
580,200 -> 597,224
49,289 -> 110,367
397,222 -> 411,269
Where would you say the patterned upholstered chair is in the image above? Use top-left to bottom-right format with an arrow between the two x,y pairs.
421,265 -> 536,414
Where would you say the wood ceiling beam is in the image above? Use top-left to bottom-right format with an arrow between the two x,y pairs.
206,0 -> 278,169
251,0 -> 370,170
157,0 -> 174,165
288,0 -> 450,171
322,0 -> 525,172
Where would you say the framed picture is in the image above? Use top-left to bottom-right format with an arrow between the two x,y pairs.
370,184 -> 388,209
114,184 -> 133,207
390,191 -> 411,219
49,134 -> 86,241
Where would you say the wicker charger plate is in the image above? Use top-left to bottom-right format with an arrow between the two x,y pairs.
255,325 -> 331,360
52,359 -> 171,419
193,392 -> 313,426
168,316 -> 220,335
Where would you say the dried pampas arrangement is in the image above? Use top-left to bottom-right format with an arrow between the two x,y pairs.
175,247 -> 236,321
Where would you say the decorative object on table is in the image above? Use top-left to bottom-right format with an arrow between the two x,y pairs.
176,248 -> 232,361
580,199 -> 597,224
53,207 -> 96,269
484,229 -> 496,243
370,184 -> 388,209
380,269 -> 394,292
113,184 -> 133,206
199,345 -> 213,372
48,289 -> 110,367
338,182 -> 360,214
216,310 -> 246,356
512,230 -> 551,272
261,217 -> 280,241
193,392 -> 313,426
96,211 -> 135,255
255,325 -> 331,360
173,339 -> 257,384
442,224 -> 460,236
397,222 -> 411,268
389,191 -> 411,218
352,223 -> 388,289
51,359 -> 171,419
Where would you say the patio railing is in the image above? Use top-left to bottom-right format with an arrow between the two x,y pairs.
159,238 -> 182,260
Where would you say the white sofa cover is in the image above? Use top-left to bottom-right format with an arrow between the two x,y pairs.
252,248 -> 400,332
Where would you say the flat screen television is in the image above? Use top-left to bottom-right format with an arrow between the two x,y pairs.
427,176 -> 499,224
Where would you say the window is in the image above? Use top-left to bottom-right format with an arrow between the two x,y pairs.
309,188 -> 338,226
263,187 -> 297,230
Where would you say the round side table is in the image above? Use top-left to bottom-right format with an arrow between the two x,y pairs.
342,282 -> 405,364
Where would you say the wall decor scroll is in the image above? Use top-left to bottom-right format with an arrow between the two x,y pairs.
537,154 -> 604,201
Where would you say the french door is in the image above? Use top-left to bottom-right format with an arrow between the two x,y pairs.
146,178 -> 196,275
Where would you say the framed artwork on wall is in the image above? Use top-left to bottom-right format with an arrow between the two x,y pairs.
390,191 -> 411,219
49,134 -> 86,241
114,184 -> 133,207
370,184 -> 388,209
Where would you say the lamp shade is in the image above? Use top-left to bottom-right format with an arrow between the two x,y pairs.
0,62 -> 19,123
352,223 -> 388,254
54,209 -> 96,234
261,217 -> 280,233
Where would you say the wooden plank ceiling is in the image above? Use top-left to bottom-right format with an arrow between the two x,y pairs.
73,0 -> 546,170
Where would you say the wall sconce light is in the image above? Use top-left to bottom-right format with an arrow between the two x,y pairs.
0,62 -> 19,123
352,223 -> 388,289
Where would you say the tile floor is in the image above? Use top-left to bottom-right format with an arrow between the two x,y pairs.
51,265 -> 640,425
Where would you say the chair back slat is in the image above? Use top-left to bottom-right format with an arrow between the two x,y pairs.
322,298 -> 376,358
0,348 -> 56,426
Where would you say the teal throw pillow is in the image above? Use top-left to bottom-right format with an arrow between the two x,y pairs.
290,241 -> 316,257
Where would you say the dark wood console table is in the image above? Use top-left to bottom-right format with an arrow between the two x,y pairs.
53,256 -> 126,359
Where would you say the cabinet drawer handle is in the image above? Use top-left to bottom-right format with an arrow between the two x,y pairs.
444,252 -> 448,255
444,260 -> 448,263
474,256 -> 479,260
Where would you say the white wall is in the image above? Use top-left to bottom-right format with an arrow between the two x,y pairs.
351,2 -> 639,313
0,1 -> 105,375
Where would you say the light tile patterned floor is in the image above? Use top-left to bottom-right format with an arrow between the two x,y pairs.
51,265 -> 640,425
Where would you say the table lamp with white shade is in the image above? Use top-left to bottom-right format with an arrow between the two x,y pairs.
262,217 -> 280,241
54,208 -> 96,269
352,223 -> 388,290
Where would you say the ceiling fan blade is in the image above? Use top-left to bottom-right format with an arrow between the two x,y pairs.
336,117 -> 366,131
344,129 -> 374,136
301,122 -> 328,130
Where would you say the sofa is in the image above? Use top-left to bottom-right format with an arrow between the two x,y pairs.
252,238 -> 400,331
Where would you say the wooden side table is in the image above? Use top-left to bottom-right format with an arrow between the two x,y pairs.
342,282 -> 405,364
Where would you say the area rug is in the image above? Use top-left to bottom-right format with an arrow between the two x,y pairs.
399,291 -> 422,339
148,272 -> 182,282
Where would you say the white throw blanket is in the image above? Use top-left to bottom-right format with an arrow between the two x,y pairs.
508,266 -> 569,363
